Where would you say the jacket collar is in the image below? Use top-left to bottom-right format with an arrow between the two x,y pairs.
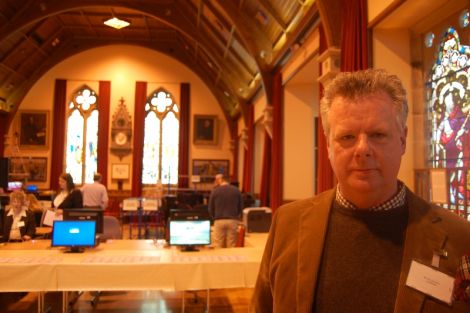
7,207 -> 27,218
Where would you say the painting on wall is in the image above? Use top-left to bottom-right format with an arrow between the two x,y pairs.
192,159 -> 230,183
193,115 -> 218,145
17,110 -> 49,149
9,157 -> 48,182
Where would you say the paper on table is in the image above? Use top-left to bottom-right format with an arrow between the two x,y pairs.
42,209 -> 62,226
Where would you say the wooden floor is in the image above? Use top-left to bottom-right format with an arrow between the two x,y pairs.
1,222 -> 256,312
1,288 -> 253,312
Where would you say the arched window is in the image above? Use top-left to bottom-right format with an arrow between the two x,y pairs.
65,86 -> 99,184
427,27 -> 469,216
142,88 -> 179,185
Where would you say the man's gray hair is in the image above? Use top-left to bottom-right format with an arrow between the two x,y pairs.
320,69 -> 408,136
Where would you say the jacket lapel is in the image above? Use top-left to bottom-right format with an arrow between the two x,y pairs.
297,190 -> 335,312
394,192 -> 448,313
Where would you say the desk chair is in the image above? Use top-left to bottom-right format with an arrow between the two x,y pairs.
100,215 -> 122,240
35,207 -> 52,239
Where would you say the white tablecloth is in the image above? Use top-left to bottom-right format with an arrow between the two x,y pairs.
0,236 -> 267,292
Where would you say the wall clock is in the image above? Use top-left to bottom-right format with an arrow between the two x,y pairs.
110,97 -> 132,159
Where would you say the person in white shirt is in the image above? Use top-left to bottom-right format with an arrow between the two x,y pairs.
81,173 -> 108,209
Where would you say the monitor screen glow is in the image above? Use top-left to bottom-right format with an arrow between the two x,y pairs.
169,220 -> 211,246
51,220 -> 97,251
8,181 -> 23,191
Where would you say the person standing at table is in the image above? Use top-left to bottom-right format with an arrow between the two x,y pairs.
250,69 -> 470,312
81,173 -> 108,209
53,173 -> 83,209
1,190 -> 36,242
208,173 -> 243,248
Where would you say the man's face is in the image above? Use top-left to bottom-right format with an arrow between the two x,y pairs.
326,93 -> 407,206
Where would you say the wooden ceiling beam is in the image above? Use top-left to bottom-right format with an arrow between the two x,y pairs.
255,0 -> 287,31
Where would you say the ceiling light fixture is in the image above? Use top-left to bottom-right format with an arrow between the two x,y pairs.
104,17 -> 130,29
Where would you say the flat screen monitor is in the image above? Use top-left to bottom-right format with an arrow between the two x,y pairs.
63,208 -> 104,234
8,181 -> 23,191
51,220 -> 97,253
169,219 -> 211,251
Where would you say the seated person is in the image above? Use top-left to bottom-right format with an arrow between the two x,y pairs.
1,191 -> 36,242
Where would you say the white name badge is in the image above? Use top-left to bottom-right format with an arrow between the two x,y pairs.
406,260 -> 455,305
17,221 -> 25,228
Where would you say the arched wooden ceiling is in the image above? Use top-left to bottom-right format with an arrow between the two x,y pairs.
0,0 -> 322,127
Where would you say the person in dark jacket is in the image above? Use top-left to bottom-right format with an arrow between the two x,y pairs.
1,190 -> 36,242
53,173 -> 83,209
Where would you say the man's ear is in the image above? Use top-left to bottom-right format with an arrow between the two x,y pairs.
401,126 -> 408,154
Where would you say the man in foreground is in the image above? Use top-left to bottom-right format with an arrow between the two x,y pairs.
251,69 -> 470,312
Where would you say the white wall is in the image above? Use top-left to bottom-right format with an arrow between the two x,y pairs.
283,83 -> 317,200
8,45 -> 232,190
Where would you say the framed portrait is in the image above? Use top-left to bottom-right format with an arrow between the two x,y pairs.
193,115 -> 218,145
18,110 -> 49,149
111,163 -> 130,180
9,157 -> 47,182
192,159 -> 230,183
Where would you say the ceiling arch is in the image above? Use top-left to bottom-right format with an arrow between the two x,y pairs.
0,0 -> 321,128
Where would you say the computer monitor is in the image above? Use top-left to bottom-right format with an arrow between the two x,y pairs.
51,220 -> 97,253
63,208 -> 104,234
169,219 -> 211,252
7,181 -> 23,191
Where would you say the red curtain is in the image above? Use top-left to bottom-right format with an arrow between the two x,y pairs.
231,122 -> 239,183
242,105 -> 254,193
0,114 -> 8,156
98,81 -> 110,187
132,82 -> 147,197
50,79 -> 67,190
270,72 -> 283,211
259,133 -> 271,207
178,83 -> 190,188
341,0 -> 369,71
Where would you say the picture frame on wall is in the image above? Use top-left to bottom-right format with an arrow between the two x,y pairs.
192,159 -> 230,183
111,163 -> 130,180
193,115 -> 218,145
18,110 -> 49,149
9,157 -> 48,182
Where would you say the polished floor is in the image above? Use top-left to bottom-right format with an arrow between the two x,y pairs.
1,288 -> 253,312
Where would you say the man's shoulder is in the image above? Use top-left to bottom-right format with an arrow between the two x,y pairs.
277,190 -> 335,213
407,190 -> 470,236
430,205 -> 470,235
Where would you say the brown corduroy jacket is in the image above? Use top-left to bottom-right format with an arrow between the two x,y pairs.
250,188 -> 470,313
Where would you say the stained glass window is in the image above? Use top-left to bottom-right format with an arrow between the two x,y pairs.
427,27 -> 470,219
65,86 -> 99,184
142,89 -> 179,185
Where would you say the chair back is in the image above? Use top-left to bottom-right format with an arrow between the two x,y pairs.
101,216 -> 122,240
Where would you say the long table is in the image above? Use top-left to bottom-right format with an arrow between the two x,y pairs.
0,233 -> 267,312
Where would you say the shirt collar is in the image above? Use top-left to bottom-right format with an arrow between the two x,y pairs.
335,181 -> 406,211
7,207 -> 28,217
